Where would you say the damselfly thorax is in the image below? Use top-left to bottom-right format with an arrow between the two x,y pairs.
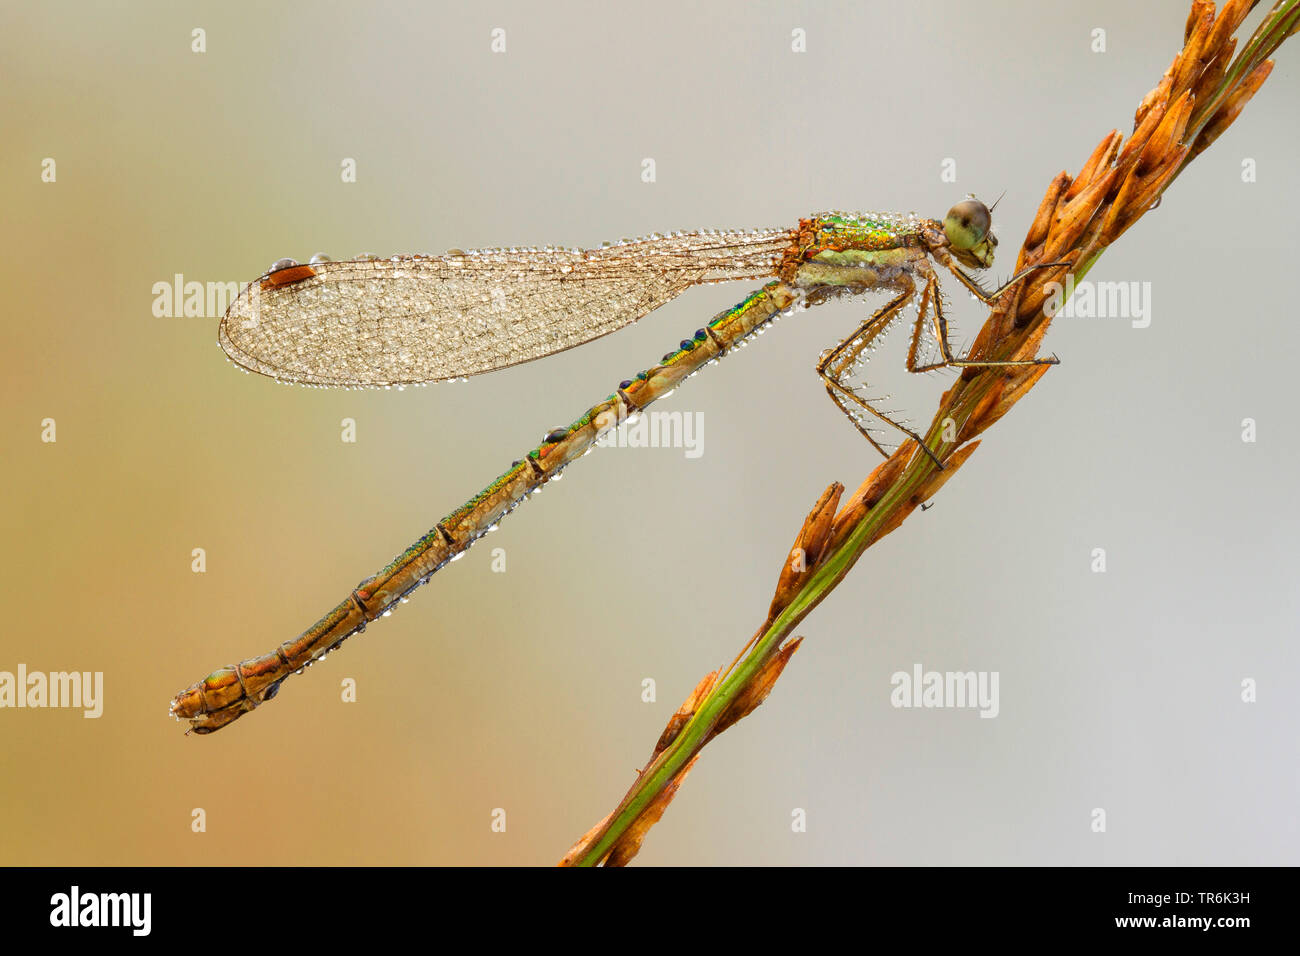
173,198 -> 1059,733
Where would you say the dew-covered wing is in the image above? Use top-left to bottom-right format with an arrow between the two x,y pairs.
218,229 -> 793,386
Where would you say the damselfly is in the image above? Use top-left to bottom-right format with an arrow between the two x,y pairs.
170,198 -> 1058,733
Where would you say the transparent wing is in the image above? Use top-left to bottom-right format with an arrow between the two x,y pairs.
218,229 -> 794,386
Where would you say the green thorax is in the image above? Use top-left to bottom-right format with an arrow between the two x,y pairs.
802,211 -> 930,256
791,211 -> 932,285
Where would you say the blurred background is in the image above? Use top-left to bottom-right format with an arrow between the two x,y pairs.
1,0 -> 1296,865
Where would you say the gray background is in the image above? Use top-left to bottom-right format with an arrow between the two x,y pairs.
1,0 -> 1295,864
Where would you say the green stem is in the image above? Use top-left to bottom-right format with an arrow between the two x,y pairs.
577,457 -> 934,865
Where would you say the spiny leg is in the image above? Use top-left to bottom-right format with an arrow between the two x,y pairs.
907,274 -> 1060,374
929,243 -> 1069,306
823,384 -> 891,459
819,286 -> 911,380
905,277 -> 941,373
815,285 -> 945,469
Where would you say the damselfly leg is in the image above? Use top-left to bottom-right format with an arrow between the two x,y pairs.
906,272 -> 1061,373
817,282 -> 936,464
817,255 -> 1065,469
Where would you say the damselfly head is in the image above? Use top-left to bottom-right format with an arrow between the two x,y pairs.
943,198 -> 997,269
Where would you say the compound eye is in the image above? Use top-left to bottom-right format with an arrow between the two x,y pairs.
943,199 -> 991,250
